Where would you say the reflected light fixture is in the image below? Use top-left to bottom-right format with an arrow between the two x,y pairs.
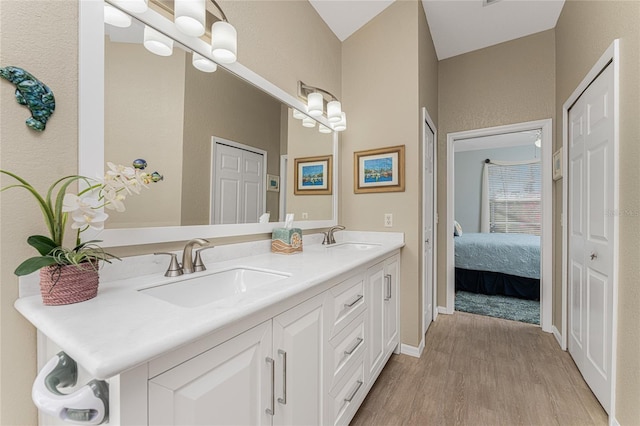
297,81 -> 346,132
192,52 -> 217,72
111,0 -> 148,14
534,129 -> 542,148
175,0 -> 206,37
319,124 -> 332,134
104,4 -> 132,27
143,25 -> 174,56
292,109 -> 306,120
302,116 -> 316,128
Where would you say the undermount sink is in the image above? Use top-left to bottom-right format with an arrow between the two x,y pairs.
139,267 -> 290,308
325,242 -> 382,251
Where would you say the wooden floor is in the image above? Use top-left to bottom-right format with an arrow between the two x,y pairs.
351,312 -> 608,426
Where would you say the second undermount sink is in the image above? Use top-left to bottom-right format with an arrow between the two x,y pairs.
325,242 -> 382,251
139,267 -> 290,308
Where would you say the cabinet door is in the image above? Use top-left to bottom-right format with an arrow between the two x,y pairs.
272,293 -> 328,426
384,255 -> 400,355
366,261 -> 385,380
148,321 -> 272,426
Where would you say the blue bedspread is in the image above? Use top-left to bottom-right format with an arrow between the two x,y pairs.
454,233 -> 540,279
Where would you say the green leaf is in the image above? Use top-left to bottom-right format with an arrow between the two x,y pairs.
27,235 -> 58,256
14,256 -> 58,276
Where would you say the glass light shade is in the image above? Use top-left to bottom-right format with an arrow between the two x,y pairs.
307,92 -> 323,117
292,109 -> 306,120
112,0 -> 148,14
319,124 -> 332,134
192,52 -> 217,73
302,117 -> 316,128
175,0 -> 206,37
104,4 -> 132,28
143,26 -> 174,57
211,21 -> 237,64
332,112 -> 347,132
327,100 -> 342,123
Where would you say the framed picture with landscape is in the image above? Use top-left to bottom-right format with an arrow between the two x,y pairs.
354,145 -> 405,193
294,155 -> 332,195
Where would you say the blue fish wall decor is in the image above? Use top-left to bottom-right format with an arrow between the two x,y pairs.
0,66 -> 55,132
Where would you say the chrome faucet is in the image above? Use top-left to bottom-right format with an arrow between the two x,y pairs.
322,225 -> 345,245
182,238 -> 210,274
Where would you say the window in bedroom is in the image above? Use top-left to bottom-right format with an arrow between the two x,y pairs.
488,162 -> 541,235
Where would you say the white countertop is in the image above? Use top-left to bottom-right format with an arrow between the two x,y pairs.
15,231 -> 403,379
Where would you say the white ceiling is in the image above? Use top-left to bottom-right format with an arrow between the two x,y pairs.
309,0 -> 565,60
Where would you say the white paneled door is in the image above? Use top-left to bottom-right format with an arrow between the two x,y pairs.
423,116 -> 436,333
567,63 -> 615,414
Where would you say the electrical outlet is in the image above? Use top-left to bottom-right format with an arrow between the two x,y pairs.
302,212 -> 309,219
384,213 -> 393,227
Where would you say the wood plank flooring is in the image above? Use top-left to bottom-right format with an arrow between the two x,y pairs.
351,312 -> 608,426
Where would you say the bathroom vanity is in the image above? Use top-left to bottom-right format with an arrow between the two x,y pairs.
16,232 -> 403,425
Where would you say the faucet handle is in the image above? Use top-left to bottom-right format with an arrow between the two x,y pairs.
193,246 -> 215,272
154,253 -> 183,277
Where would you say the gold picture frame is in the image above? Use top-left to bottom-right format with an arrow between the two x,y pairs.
354,145 -> 405,193
294,155 -> 332,195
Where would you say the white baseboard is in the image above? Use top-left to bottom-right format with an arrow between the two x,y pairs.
437,306 -> 450,315
552,325 -> 564,349
400,338 -> 425,358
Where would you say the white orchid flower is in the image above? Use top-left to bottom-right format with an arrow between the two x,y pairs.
103,189 -> 127,212
62,194 -> 100,214
70,209 -> 109,231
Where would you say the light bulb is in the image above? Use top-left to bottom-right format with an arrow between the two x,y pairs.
104,4 -> 132,28
332,112 -> 347,132
319,124 -> 332,134
143,26 -> 173,57
292,109 -> 306,120
327,100 -> 342,123
211,21 -> 237,64
307,92 -> 323,117
175,0 -> 206,37
192,52 -> 217,73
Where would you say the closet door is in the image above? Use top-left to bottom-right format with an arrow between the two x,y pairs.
567,63 -> 615,414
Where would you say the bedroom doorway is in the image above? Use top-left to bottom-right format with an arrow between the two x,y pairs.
445,120 -> 553,333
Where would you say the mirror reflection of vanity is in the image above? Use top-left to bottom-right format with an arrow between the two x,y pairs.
79,1 -> 338,246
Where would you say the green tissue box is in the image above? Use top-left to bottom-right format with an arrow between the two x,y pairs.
272,228 -> 303,254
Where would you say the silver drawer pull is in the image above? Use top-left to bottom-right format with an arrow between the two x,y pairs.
344,337 -> 364,355
277,350 -> 287,405
344,294 -> 363,308
384,274 -> 392,301
344,380 -> 364,403
265,357 -> 275,416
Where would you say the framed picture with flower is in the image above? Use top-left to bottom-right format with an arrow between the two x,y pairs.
354,145 -> 405,193
294,155 -> 332,195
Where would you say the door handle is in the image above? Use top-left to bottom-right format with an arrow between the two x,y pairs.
277,350 -> 287,405
590,252 -> 598,260
265,357 -> 275,416
384,274 -> 392,301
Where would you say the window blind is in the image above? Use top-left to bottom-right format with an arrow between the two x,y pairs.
488,162 -> 541,235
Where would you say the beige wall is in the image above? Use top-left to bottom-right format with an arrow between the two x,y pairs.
342,0 -> 438,347
436,30 -> 556,307
0,0 -> 341,423
0,1 -> 79,423
105,40 -> 185,228
555,1 -> 640,422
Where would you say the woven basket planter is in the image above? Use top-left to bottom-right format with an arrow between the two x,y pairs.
39,262 -> 99,306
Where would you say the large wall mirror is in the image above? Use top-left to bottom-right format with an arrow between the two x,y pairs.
79,1 -> 338,247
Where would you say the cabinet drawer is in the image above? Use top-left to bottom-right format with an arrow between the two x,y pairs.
328,357 -> 366,426
330,274 -> 366,337
328,312 -> 366,389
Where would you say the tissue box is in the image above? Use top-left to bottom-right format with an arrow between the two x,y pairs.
271,228 -> 303,254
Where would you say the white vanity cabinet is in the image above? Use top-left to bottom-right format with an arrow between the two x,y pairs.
148,292 -> 328,426
366,254 -> 400,381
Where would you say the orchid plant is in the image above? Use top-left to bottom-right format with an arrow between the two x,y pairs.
0,161 -> 162,276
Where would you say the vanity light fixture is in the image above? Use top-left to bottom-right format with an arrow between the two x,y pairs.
104,4 -> 132,27
209,0 -> 237,64
175,0 -> 206,37
297,81 -> 346,132
319,124 -> 332,134
143,25 -> 174,56
292,109 -> 307,120
302,116 -> 316,128
192,52 -> 217,72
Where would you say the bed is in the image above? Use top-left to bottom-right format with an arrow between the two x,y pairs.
454,232 -> 540,300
